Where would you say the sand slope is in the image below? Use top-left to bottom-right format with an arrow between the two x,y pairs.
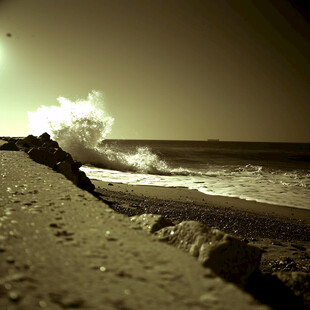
0,151 -> 269,310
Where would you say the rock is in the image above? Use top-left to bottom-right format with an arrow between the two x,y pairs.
246,271 -> 306,310
77,171 -> 95,192
42,141 -> 59,148
53,148 -> 68,163
155,221 -> 261,287
14,134 -> 95,193
130,214 -> 174,233
28,148 -> 58,168
16,135 -> 42,148
56,159 -> 78,184
65,153 -> 74,164
71,161 -> 82,173
0,142 -> 19,151
39,132 -> 51,142
274,272 -> 310,308
8,290 -> 21,302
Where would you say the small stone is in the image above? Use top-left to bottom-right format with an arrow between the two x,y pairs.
6,256 -> 15,264
39,300 -> 47,308
49,223 -> 59,228
124,289 -> 131,295
8,291 -> 21,302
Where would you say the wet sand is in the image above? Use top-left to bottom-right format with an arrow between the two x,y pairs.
92,180 -> 310,224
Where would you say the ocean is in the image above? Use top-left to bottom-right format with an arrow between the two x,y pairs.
81,140 -> 310,210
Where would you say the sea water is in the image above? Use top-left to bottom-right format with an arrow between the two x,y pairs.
28,91 -> 310,210
81,140 -> 310,210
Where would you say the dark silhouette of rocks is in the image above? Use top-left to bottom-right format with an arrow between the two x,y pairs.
53,148 -> 68,163
56,157 -> 78,183
39,132 -> 51,142
0,141 -> 19,151
0,133 -> 94,192
28,148 -> 59,168
15,134 -> 42,148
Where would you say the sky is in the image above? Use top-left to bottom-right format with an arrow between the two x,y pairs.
0,0 -> 309,142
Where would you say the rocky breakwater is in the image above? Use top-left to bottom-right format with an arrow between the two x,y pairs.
0,133 -> 94,192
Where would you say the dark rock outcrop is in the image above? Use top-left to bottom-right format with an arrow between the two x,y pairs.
56,158 -> 78,184
39,132 -> 51,143
77,171 -> 95,192
15,135 -> 41,148
0,142 -> 19,151
28,148 -> 59,168
155,221 -> 262,287
0,133 -> 94,193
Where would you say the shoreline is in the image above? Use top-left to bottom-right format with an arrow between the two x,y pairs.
91,179 -> 310,224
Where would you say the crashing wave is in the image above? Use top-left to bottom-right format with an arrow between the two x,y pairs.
28,91 -> 173,174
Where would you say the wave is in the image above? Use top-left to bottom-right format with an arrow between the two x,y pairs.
28,91 -> 174,174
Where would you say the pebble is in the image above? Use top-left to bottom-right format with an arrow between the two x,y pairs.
6,256 -> 15,264
39,300 -> 47,308
8,291 -> 21,302
124,289 -> 131,295
49,223 -> 60,228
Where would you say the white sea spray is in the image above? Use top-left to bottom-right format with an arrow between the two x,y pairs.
28,91 -> 170,174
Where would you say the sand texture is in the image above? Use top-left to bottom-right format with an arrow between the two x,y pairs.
0,151 -> 272,310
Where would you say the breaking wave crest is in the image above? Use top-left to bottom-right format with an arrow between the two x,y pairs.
28,91 -> 173,174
